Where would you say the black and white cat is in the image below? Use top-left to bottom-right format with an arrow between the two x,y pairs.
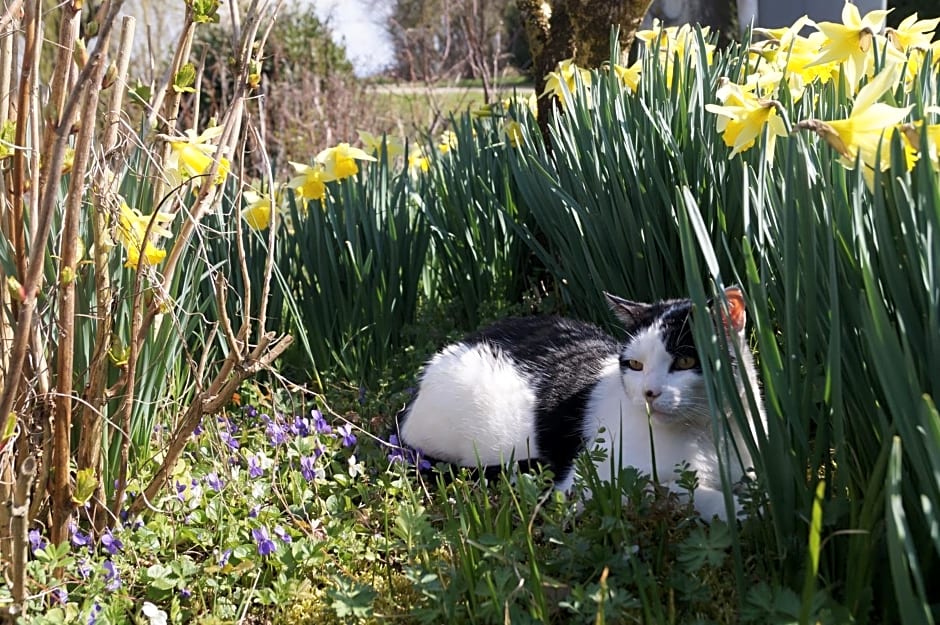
397,288 -> 766,520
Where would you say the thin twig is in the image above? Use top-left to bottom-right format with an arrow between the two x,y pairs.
126,332 -> 292,519
10,456 -> 36,613
9,0 -> 38,284
0,0 -> 23,33
51,1 -> 114,549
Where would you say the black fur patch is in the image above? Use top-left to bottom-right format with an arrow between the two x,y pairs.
398,297 -> 721,485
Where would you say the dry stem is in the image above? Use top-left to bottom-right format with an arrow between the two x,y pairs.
0,0 -> 127,512
50,7 -> 114,548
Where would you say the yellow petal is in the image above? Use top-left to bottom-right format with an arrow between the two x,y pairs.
852,64 -> 902,113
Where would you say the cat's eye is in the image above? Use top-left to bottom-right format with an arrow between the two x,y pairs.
624,359 -> 643,371
673,356 -> 698,370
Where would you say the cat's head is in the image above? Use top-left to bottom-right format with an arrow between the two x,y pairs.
604,288 -> 748,424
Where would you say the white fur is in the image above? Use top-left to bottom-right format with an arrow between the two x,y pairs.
585,323 -> 763,520
398,343 -> 539,466
402,322 -> 766,522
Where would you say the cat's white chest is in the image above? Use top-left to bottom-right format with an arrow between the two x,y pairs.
584,360 -> 717,487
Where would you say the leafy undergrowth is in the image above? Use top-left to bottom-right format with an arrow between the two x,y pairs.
18,377 -> 824,625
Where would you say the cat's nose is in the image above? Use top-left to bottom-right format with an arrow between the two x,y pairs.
645,389 -> 662,400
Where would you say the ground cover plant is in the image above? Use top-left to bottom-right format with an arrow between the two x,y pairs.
2,1 -> 939,624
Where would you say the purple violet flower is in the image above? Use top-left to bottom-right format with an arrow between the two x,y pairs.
103,559 -> 121,591
273,525 -> 292,543
291,415 -> 311,437
70,522 -> 91,549
265,418 -> 289,446
100,527 -> 124,555
218,548 -> 232,566
337,423 -> 357,448
220,431 -> 240,450
87,603 -> 101,625
52,587 -> 68,604
251,527 -> 277,556
417,452 -> 432,471
205,472 -> 224,492
28,529 -> 46,554
300,456 -> 317,481
312,410 -> 332,435
248,454 -> 263,478
387,434 -> 406,463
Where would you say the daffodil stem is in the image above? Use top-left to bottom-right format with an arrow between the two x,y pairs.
81,14 -> 135,533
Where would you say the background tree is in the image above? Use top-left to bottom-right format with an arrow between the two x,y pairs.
191,3 -> 371,174
516,0 -> 655,142
887,0 -> 940,26
385,0 -> 528,96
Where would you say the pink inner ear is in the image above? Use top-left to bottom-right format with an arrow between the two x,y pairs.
723,287 -> 746,332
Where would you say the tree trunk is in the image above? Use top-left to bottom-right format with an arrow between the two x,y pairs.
517,0 -> 654,145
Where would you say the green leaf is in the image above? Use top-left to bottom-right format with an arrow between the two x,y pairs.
127,80 -> 152,106
1,411 -> 15,443
173,63 -> 197,94
146,563 -> 177,590
0,120 -> 16,160
187,0 -> 221,24
71,468 -> 97,506
328,576 -> 376,619
886,437 -> 934,625
677,520 -> 731,572
800,480 -> 826,623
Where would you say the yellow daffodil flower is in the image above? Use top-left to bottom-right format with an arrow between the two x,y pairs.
542,59 -> 592,104
752,17 -> 836,99
164,126 -> 231,187
899,120 -> 940,172
287,161 -> 333,203
116,201 -> 174,268
357,130 -> 404,161
438,130 -> 458,154
921,124 -> 940,171
705,81 -> 788,162
61,147 -> 75,174
886,13 -> 940,52
808,3 -> 904,91
408,146 -> 430,175
613,60 -> 642,92
241,189 -> 273,231
315,142 -> 377,180
502,120 -> 524,148
501,93 -> 538,117
797,64 -> 913,173
637,21 -> 715,85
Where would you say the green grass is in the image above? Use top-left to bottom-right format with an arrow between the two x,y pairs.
18,383 -> 768,625
367,83 -> 535,136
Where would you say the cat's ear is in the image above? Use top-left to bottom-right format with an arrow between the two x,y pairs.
604,292 -> 649,327
720,287 -> 747,335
